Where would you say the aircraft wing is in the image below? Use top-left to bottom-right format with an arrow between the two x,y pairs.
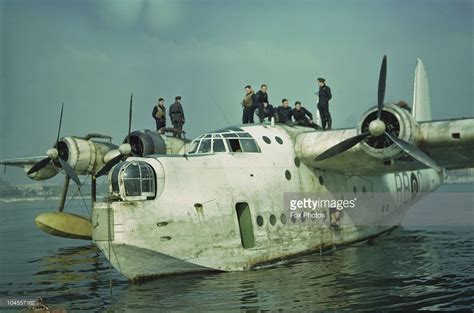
0,156 -> 48,169
295,117 -> 474,175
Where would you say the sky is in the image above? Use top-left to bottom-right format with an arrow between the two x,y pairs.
0,0 -> 472,184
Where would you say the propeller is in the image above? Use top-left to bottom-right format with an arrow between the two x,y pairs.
27,103 -> 81,185
95,93 -> 133,178
315,56 -> 441,171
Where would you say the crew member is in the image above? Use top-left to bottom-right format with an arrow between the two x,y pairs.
259,102 -> 275,122
317,77 -> 332,130
254,84 -> 269,123
293,101 -> 320,130
152,98 -> 166,131
276,98 -> 293,124
242,85 -> 255,124
169,96 -> 185,138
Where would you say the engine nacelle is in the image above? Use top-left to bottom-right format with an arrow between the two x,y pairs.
124,130 -> 189,156
25,164 -> 58,180
56,137 -> 117,175
357,103 -> 420,160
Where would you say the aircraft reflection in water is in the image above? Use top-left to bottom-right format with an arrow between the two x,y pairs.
2,56 -> 473,281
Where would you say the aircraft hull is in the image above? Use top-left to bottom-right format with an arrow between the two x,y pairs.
91,125 -> 443,281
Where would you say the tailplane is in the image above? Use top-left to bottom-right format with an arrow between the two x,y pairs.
412,58 -> 432,121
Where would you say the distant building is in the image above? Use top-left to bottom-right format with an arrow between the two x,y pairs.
445,168 -> 474,184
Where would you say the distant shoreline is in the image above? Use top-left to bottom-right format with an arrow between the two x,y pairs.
444,177 -> 474,184
0,196 -> 92,204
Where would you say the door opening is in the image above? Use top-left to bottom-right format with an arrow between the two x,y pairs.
235,202 -> 255,249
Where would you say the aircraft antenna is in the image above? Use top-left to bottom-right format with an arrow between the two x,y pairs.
211,94 -> 230,125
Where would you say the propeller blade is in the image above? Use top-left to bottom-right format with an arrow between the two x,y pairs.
315,132 -> 370,162
56,103 -> 64,143
377,55 -> 387,120
27,157 -> 52,175
95,154 -> 123,178
128,93 -> 133,139
385,131 -> 441,171
58,157 -> 81,186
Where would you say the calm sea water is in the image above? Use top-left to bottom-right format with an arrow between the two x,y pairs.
0,183 -> 472,311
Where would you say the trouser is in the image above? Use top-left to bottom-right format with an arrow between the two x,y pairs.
242,106 -> 254,124
172,119 -> 184,138
258,105 -> 274,123
295,118 -> 320,130
318,106 -> 332,130
155,119 -> 166,131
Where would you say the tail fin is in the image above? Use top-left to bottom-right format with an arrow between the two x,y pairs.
412,58 -> 432,121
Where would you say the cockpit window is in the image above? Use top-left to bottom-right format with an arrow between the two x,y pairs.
228,139 -> 241,152
198,139 -> 212,153
188,129 -> 260,155
213,139 -> 226,152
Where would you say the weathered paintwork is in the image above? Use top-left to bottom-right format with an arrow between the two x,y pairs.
92,123 -> 445,280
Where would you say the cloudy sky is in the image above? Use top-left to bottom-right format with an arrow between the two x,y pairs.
0,0 -> 472,184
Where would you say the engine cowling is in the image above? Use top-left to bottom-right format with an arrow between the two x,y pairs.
123,130 -> 189,157
56,137 -> 116,175
357,103 -> 420,159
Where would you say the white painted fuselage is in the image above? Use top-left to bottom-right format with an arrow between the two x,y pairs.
92,124 -> 443,281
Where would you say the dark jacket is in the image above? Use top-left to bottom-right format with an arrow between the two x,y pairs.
152,104 -> 166,121
292,107 -> 313,121
254,90 -> 268,106
276,106 -> 293,123
169,101 -> 185,122
318,85 -> 332,107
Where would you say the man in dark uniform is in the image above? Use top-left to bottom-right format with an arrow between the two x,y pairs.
254,84 -> 269,123
169,96 -> 185,138
293,101 -> 320,130
317,77 -> 332,130
276,98 -> 293,124
259,102 -> 274,122
241,85 -> 256,124
152,98 -> 166,132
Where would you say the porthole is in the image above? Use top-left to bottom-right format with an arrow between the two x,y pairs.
280,213 -> 287,224
301,214 -> 306,223
285,170 -> 291,180
291,215 -> 297,223
262,136 -> 271,144
294,157 -> 300,167
275,136 -> 283,144
319,176 -> 324,186
353,186 -> 357,194
270,214 -> 276,225
256,215 -> 264,226
362,186 -> 367,194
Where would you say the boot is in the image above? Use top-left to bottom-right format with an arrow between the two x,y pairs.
327,118 -> 332,130
321,118 -> 327,130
